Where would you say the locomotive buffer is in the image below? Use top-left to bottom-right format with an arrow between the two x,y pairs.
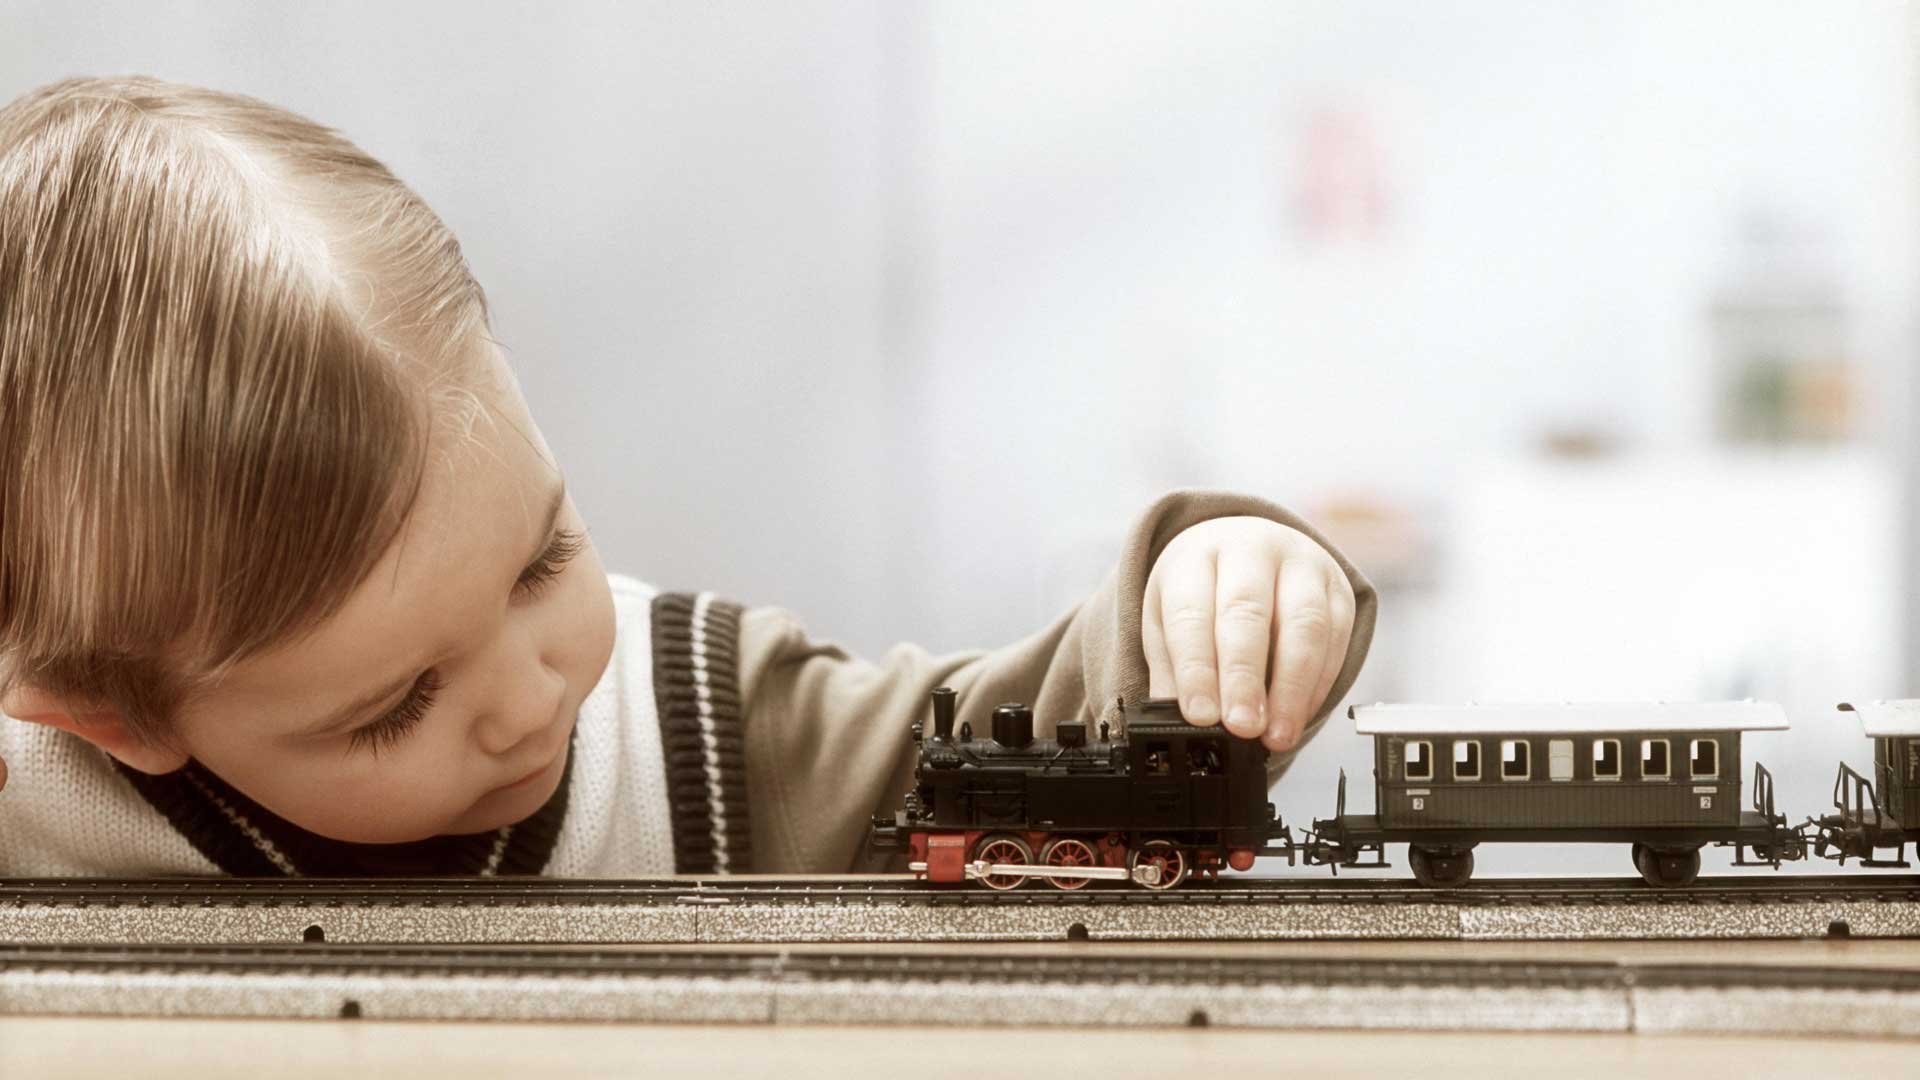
870,688 -> 1298,890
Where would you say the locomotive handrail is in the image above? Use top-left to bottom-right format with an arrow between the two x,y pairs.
1335,768 -> 1348,821
1831,761 -> 1884,825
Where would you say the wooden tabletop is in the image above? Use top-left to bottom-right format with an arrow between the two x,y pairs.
3,1016 -> 1912,1079
3,938 -> 1915,1077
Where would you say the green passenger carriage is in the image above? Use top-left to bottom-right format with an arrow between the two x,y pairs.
1304,701 -> 1806,887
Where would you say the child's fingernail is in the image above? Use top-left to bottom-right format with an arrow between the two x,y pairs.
1227,704 -> 1258,734
1186,696 -> 1219,724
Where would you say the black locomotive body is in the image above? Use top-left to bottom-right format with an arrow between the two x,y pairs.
870,687 -> 1292,889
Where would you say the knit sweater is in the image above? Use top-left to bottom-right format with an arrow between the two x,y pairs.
0,489 -> 1378,876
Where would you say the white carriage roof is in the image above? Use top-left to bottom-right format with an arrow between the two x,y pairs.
1838,700 -> 1920,737
1349,701 -> 1789,735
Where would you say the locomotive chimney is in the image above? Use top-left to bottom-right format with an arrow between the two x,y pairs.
991,702 -> 1034,748
930,686 -> 956,741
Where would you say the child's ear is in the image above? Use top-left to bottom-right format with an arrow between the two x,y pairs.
1,686 -> 191,774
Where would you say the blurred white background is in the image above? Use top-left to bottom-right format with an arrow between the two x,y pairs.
6,0 -> 1918,877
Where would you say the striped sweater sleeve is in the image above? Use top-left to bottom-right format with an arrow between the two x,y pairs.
649,591 -> 752,873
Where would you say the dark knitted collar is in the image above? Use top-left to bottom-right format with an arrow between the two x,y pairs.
112,727 -> 574,876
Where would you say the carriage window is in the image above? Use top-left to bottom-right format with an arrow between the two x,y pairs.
1548,739 -> 1573,781
1189,742 -> 1222,776
1909,739 -> 1920,785
1500,739 -> 1530,781
1689,738 -> 1718,780
1404,740 -> 1432,781
1641,738 -> 1670,780
1144,741 -> 1171,776
1592,739 -> 1621,780
1453,740 -> 1482,781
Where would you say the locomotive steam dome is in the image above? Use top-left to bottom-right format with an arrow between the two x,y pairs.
990,703 -> 1034,748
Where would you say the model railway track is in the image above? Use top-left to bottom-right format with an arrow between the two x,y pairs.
2,874 -> 1919,944
5,873 -> 1920,904
3,941 -> 1919,1038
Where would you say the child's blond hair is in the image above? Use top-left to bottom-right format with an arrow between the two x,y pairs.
0,75 -> 493,746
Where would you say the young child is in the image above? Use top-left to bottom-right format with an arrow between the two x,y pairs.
0,75 -> 1377,877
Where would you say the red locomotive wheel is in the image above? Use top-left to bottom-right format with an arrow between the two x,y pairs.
972,834 -> 1034,890
1128,839 -> 1188,891
1040,838 -> 1098,890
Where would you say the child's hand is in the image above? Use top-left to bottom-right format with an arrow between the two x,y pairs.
1142,516 -> 1356,751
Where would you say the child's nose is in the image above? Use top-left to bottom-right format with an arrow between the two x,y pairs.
467,631 -> 567,755
474,674 -> 565,756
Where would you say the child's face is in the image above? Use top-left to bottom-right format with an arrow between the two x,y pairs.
163,342 -> 617,843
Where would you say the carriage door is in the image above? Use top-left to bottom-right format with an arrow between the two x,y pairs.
1891,738 -> 1920,828
1878,738 -> 1903,824
1130,737 -> 1188,828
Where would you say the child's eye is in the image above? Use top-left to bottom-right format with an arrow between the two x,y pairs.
514,528 -> 585,599
346,669 -> 444,757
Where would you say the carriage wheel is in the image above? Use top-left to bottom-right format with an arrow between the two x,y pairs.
1129,839 -> 1188,891
972,834 -> 1033,890
1040,837 -> 1098,890
1633,843 -> 1701,888
1408,845 -> 1475,887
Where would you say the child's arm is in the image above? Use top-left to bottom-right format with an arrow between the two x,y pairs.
732,488 -> 1377,873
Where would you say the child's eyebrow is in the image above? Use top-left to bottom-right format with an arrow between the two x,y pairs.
292,479 -> 567,739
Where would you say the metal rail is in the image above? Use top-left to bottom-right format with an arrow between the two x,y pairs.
2,874 -> 1919,944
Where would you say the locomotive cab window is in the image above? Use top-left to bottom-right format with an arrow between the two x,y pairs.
1189,742 -> 1222,776
1143,741 -> 1172,776
1500,739 -> 1530,781
1689,738 -> 1718,780
1453,740 -> 1482,781
1641,738 -> 1671,780
1404,740 -> 1433,781
1593,738 -> 1621,780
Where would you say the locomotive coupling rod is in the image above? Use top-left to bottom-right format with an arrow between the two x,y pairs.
965,860 -> 1161,886
905,861 -> 1162,886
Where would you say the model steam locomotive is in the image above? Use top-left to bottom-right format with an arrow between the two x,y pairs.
869,688 -> 1296,890
869,689 -> 1920,890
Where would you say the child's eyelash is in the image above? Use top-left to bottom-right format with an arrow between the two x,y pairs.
515,528 -> 585,598
347,669 -> 444,757
344,529 -> 584,757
